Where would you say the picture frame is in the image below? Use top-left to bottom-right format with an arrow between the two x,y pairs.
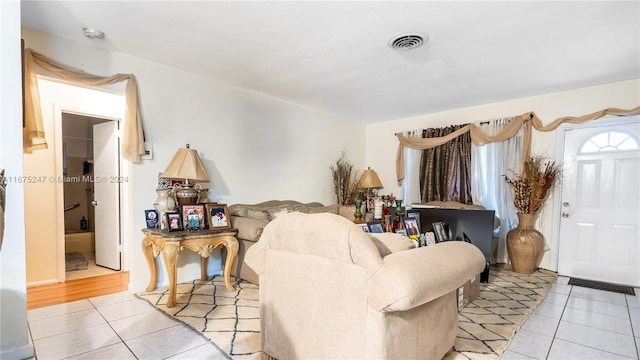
356,223 -> 370,232
367,221 -> 384,233
145,209 -> 159,229
205,203 -> 231,230
432,221 -> 450,242
403,218 -> 420,236
166,212 -> 183,231
406,210 -> 422,233
365,196 -> 379,213
181,204 -> 206,230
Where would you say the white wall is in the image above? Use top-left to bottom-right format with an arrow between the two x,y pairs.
0,1 -> 34,358
21,27 -> 365,292
365,78 -> 640,270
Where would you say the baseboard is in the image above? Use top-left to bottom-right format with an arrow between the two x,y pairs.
26,279 -> 58,288
1,343 -> 34,360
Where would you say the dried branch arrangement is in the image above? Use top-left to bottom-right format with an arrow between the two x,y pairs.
505,155 -> 562,214
330,152 -> 359,205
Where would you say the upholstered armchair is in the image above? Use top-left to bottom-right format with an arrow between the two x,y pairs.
245,212 -> 486,360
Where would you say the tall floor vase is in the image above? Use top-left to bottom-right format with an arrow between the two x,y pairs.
506,213 -> 545,274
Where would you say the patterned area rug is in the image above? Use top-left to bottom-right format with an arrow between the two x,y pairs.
138,276 -> 260,359
446,265 -> 557,359
137,265 -> 556,360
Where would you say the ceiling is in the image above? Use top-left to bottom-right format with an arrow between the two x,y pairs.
21,1 -> 640,124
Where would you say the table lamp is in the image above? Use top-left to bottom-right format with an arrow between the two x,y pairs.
161,144 -> 209,206
357,167 -> 383,197
356,167 -> 383,221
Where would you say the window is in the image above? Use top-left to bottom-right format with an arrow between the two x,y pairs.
579,131 -> 639,154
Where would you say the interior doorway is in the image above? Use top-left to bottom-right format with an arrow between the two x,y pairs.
556,117 -> 640,287
61,113 -> 121,281
22,77 -> 131,289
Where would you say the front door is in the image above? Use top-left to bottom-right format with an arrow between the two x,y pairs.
557,118 -> 640,287
93,121 -> 121,270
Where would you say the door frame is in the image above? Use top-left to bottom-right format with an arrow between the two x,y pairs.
551,115 -> 640,273
53,103 -> 131,282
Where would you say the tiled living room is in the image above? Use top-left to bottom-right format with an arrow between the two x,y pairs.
2,1 -> 640,360
25,275 -> 640,359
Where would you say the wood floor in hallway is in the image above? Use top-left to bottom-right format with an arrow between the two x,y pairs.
27,272 -> 129,310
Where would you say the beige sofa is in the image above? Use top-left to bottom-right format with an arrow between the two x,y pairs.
229,200 -> 369,284
245,212 -> 486,359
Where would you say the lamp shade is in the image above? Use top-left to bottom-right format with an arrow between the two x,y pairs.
357,167 -> 383,189
161,144 -> 209,183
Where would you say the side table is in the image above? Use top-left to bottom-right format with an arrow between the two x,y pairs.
141,228 -> 239,308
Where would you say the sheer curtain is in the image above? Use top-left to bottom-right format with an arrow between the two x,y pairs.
471,117 -> 523,263
402,130 -> 422,206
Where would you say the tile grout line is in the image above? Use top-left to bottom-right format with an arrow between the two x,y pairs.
76,296 -> 139,359
544,284 -> 572,359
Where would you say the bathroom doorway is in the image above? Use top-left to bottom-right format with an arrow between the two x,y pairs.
23,78 -> 132,288
62,113 -> 121,281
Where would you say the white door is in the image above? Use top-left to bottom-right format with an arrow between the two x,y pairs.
558,119 -> 640,287
93,121 -> 121,270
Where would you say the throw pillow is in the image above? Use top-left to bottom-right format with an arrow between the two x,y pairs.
246,209 -> 269,221
265,204 -> 295,220
306,204 -> 339,214
229,204 -> 249,217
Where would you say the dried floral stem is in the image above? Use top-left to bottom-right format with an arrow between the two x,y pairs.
330,152 -> 359,205
505,155 -> 562,214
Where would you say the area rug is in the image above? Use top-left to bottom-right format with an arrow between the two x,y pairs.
65,252 -> 88,271
137,265 -> 556,360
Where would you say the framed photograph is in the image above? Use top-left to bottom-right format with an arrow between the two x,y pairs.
145,209 -> 159,229
365,196 -> 379,213
166,212 -> 183,231
432,221 -> 450,242
403,218 -> 420,236
171,179 -> 184,187
367,221 -> 384,233
356,223 -> 370,232
182,204 -> 206,230
406,210 -> 422,233
157,173 -> 171,190
205,203 -> 231,230
395,228 -> 407,236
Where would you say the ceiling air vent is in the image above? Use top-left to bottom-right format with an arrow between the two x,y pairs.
389,33 -> 427,51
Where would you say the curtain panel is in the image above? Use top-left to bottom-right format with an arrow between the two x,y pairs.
471,117 -> 523,263
395,106 -> 640,185
401,130 -> 422,205
23,49 -> 146,163
419,125 -> 472,204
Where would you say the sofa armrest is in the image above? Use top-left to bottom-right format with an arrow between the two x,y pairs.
367,241 -> 486,312
231,216 -> 269,242
367,233 -> 416,257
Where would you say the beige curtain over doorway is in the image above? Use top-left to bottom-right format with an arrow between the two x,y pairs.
23,49 -> 146,163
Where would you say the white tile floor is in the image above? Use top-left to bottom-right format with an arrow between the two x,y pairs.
27,276 -> 639,360
27,291 -> 228,360
504,276 -> 640,360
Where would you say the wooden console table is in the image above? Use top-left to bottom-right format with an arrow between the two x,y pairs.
141,228 -> 239,308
